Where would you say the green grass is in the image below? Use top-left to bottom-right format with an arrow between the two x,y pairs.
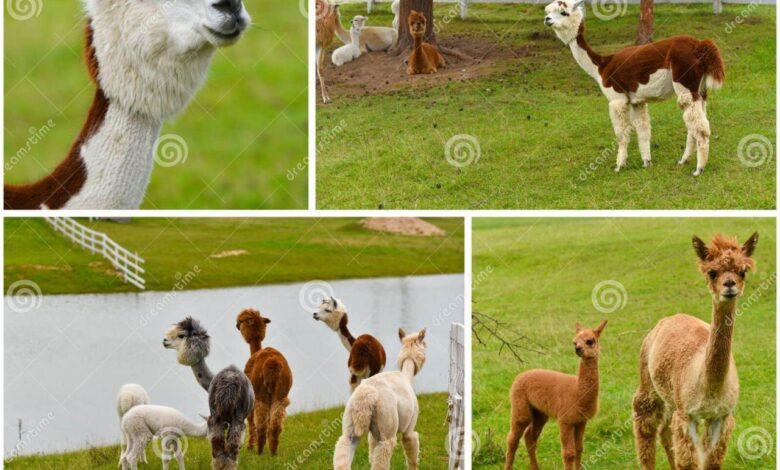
4,0 -> 307,209
4,218 -> 464,295
5,392 -> 449,469
472,218 -> 776,468
317,4 -> 775,209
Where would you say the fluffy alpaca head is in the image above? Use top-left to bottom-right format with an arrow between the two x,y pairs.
544,0 -> 585,44
312,296 -> 347,331
407,10 -> 427,38
164,317 -> 210,365
573,320 -> 607,359
692,232 -> 758,303
236,308 -> 271,343
83,0 -> 251,119
352,15 -> 367,30
397,328 -> 427,374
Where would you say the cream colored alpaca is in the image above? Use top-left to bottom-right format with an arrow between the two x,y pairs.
117,384 -> 150,466
333,328 -> 427,470
633,232 -> 758,469
352,16 -> 398,52
504,320 -> 607,470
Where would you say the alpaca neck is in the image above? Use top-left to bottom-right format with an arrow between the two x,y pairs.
248,337 -> 264,355
704,299 -> 736,393
190,359 -> 215,392
411,34 -> 426,62
336,314 -> 356,352
350,28 -> 361,47
401,357 -> 417,381
179,417 -> 208,437
576,356 -> 599,411
566,21 -> 605,83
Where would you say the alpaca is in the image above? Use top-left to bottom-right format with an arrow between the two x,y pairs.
332,17 -> 364,67
504,320 -> 608,470
353,16 -> 398,52
163,317 -> 254,470
4,0 -> 250,210
313,296 -> 387,393
333,328 -> 427,470
117,384 -> 151,465
406,11 -> 446,75
119,404 -> 207,470
544,0 -> 724,176
633,232 -> 758,470
236,308 -> 293,456
316,0 -> 351,103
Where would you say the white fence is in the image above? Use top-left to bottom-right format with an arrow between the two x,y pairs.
448,322 -> 465,470
45,217 -> 146,289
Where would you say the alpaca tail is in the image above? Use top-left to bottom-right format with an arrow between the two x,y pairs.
697,39 -> 725,92
333,385 -> 379,469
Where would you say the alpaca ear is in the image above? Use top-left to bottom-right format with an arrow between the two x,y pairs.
399,328 -> 407,342
264,318 -> 271,324
571,0 -> 585,11
331,297 -> 338,309
575,322 -> 583,333
594,319 -> 608,336
692,235 -> 709,260
742,231 -> 759,257
418,328 -> 426,341
199,414 -> 208,421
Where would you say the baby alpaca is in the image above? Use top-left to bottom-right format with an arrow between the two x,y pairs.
119,405 -> 207,470
117,384 -> 150,465
313,296 -> 387,393
505,320 -> 607,470
353,16 -> 398,52
406,11 -> 445,75
332,16 -> 363,66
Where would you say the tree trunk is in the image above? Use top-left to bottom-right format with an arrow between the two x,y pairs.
390,0 -> 435,56
636,0 -> 654,45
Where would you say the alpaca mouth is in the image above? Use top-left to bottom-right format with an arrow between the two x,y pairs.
722,291 -> 738,299
205,25 -> 243,43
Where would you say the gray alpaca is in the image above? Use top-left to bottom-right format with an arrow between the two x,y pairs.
164,317 -> 254,470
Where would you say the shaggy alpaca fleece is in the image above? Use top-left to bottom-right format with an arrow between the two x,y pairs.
117,384 -> 150,465
208,365 -> 254,470
406,11 -> 445,75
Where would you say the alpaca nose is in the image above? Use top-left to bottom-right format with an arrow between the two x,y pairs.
211,0 -> 242,14
724,279 -> 736,288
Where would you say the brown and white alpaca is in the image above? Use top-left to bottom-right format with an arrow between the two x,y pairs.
236,308 -> 293,456
544,0 -> 724,176
333,328 -> 427,470
316,0 -> 350,104
406,11 -> 446,75
505,320 -> 608,470
633,232 -> 758,469
313,296 -> 387,393
4,0 -> 250,210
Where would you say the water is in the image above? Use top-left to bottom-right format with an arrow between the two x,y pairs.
4,274 -> 464,457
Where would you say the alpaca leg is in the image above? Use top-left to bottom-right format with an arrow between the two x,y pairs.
671,411 -> 699,470
334,435 -> 359,470
402,431 -> 420,470
368,432 -> 377,466
574,423 -> 586,470
226,420 -> 246,462
370,436 -> 397,470
269,400 -> 288,455
504,402 -> 531,470
633,390 -> 662,469
660,412 -> 676,468
174,442 -> 186,470
631,103 -> 652,167
559,423 -> 577,470
678,129 -> 695,165
684,99 -> 710,176
254,400 -> 269,454
523,411 -> 547,470
609,100 -> 631,172
209,418 -> 227,461
317,46 -> 331,104
247,405 -> 257,450
704,415 -> 733,469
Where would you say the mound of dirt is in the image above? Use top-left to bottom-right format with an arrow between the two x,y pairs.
360,218 -> 446,236
320,36 -> 532,99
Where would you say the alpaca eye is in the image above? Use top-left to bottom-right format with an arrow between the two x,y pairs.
178,334 -> 185,338
561,11 -> 569,16
708,270 -> 718,279
586,339 -> 594,346
739,270 -> 747,279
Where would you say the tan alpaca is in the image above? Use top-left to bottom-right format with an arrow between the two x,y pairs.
316,0 -> 350,103
505,320 -> 607,470
633,232 -> 758,470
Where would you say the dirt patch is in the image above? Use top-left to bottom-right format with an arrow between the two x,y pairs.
360,218 -> 446,236
88,261 -> 122,277
210,249 -> 249,259
21,264 -> 73,272
320,36 -> 533,99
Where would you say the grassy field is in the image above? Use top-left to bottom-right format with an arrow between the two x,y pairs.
4,0 -> 307,209
472,218 -> 776,468
5,392 -> 450,469
317,4 -> 775,209
4,218 -> 464,295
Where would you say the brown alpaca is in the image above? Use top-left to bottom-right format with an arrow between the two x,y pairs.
315,0 -> 349,104
505,320 -> 607,470
406,11 -> 445,75
633,232 -> 758,470
236,308 -> 293,456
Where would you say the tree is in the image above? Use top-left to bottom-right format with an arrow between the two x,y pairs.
636,0 -> 654,45
390,0 -> 436,56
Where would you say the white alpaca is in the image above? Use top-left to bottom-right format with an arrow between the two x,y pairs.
353,15 -> 398,52
544,0 -> 724,176
5,0 -> 250,210
119,405 -> 207,470
392,0 -> 400,31
332,17 -> 363,66
116,384 -> 150,466
333,328 -> 427,470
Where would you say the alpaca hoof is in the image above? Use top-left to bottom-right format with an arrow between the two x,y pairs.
643,160 -> 652,168
322,97 -> 331,104
678,158 -> 687,165
614,166 -> 622,173
693,168 -> 703,176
